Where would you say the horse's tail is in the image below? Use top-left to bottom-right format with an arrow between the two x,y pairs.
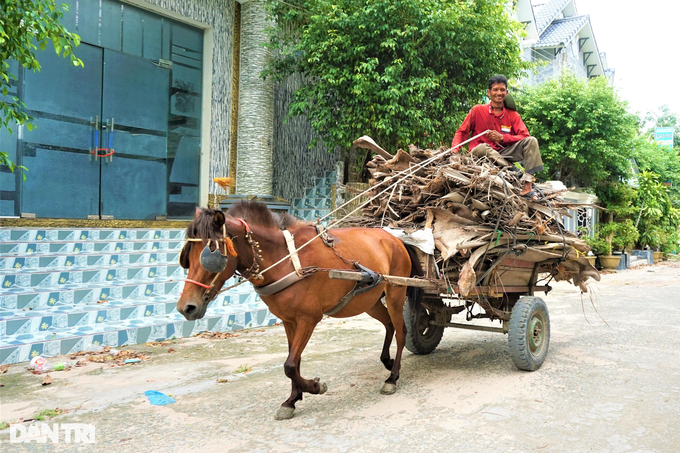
403,244 -> 424,313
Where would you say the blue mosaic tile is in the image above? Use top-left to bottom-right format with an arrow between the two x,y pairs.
0,227 -> 277,365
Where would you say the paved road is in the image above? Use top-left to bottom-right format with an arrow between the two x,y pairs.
2,262 -> 679,452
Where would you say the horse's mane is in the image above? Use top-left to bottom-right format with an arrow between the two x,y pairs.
226,201 -> 301,230
188,202 -> 302,241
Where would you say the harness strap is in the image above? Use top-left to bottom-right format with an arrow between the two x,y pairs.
252,266 -> 318,296
324,263 -> 383,316
315,223 -> 335,247
282,229 -> 303,276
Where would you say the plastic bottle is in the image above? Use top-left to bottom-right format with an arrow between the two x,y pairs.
30,356 -> 71,373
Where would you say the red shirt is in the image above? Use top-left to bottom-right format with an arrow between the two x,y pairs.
451,104 -> 530,151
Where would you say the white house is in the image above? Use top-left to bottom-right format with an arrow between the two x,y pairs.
516,0 -> 613,85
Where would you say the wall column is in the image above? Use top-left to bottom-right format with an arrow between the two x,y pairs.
235,0 -> 274,195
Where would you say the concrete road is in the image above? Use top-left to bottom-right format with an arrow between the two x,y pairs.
1,261 -> 679,452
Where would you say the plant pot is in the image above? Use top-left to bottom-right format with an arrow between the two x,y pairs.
653,252 -> 664,263
599,255 -> 621,270
585,256 -> 597,267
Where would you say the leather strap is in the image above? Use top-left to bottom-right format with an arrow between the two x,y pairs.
324,263 -> 383,316
282,230 -> 302,276
252,266 -> 317,296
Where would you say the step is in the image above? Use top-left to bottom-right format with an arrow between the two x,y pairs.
0,249 -> 181,272
291,198 -> 331,210
0,302 -> 278,365
0,228 -> 185,243
305,187 -> 332,199
0,239 -> 184,257
1,284 -> 260,340
313,177 -> 334,189
291,208 -> 331,221
0,262 -> 184,292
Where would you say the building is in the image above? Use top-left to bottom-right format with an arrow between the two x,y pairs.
0,0 -> 335,221
514,0 -> 612,237
0,0 -> 337,365
516,0 -> 612,85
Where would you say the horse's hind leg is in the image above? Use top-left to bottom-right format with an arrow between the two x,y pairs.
381,285 -> 408,395
275,317 -> 325,420
366,297 -> 395,371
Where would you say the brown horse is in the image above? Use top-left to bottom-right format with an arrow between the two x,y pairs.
176,201 -> 421,420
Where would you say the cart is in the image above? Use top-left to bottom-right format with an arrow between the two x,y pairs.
329,244 -> 557,371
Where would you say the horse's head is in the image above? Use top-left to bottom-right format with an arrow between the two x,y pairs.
177,208 -> 241,320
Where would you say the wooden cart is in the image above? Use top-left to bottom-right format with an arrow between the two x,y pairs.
329,244 -> 558,371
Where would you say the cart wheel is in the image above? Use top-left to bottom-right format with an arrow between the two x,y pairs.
508,296 -> 550,371
404,291 -> 444,355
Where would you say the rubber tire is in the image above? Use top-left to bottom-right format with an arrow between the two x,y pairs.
508,296 -> 550,371
404,292 -> 444,355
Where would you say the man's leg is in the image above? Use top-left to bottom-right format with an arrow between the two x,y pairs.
499,137 -> 544,196
469,144 -> 512,167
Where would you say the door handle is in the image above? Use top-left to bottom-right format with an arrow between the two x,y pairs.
97,118 -> 115,161
90,116 -> 99,161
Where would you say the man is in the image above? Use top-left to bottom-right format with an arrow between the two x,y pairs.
451,75 -> 543,200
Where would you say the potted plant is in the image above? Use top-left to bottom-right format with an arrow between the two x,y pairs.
590,220 -> 639,270
585,235 -> 613,269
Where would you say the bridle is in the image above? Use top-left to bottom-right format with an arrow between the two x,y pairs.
182,217 -> 263,301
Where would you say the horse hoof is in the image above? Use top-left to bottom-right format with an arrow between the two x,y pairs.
274,406 -> 295,420
317,382 -> 328,395
380,383 -> 397,395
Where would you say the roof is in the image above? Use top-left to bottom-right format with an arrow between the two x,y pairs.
533,15 -> 588,48
534,0 -> 571,35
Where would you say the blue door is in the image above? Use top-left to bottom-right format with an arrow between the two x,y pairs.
100,50 -> 169,220
20,44 -> 104,219
0,0 -> 203,220
17,46 -> 170,220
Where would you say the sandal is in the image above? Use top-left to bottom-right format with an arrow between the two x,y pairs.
520,190 -> 539,202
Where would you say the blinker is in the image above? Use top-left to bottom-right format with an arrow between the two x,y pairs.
200,245 -> 228,273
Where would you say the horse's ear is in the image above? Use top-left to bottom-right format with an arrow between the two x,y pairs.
213,210 -> 226,230
179,243 -> 190,269
194,207 -> 202,219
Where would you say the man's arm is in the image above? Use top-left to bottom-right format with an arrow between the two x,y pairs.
500,114 -> 530,146
451,110 -> 474,152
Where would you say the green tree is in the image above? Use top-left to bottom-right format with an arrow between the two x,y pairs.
516,71 -> 638,185
265,0 -> 531,155
634,171 -> 679,253
1,0 -> 82,174
631,135 -> 680,201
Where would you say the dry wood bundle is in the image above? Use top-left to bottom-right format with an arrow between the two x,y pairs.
341,137 -> 601,295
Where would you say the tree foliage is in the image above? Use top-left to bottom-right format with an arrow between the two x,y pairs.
516,71 -> 638,185
631,136 -> 680,201
1,0 -> 82,173
634,171 -> 679,252
265,0 -> 531,154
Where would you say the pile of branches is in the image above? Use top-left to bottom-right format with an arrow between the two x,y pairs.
340,138 -> 600,295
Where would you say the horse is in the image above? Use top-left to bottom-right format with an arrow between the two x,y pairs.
176,201 -> 422,420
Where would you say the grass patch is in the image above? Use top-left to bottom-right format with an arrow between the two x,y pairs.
0,421 -> 9,430
35,408 -> 64,421
235,364 -> 252,373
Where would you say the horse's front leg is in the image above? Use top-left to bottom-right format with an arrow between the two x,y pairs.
279,322 -> 303,411
275,317 -> 325,420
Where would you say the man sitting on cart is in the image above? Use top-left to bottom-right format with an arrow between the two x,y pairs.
451,75 -> 543,200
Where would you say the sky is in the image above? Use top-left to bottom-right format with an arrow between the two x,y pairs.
573,0 -> 678,118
